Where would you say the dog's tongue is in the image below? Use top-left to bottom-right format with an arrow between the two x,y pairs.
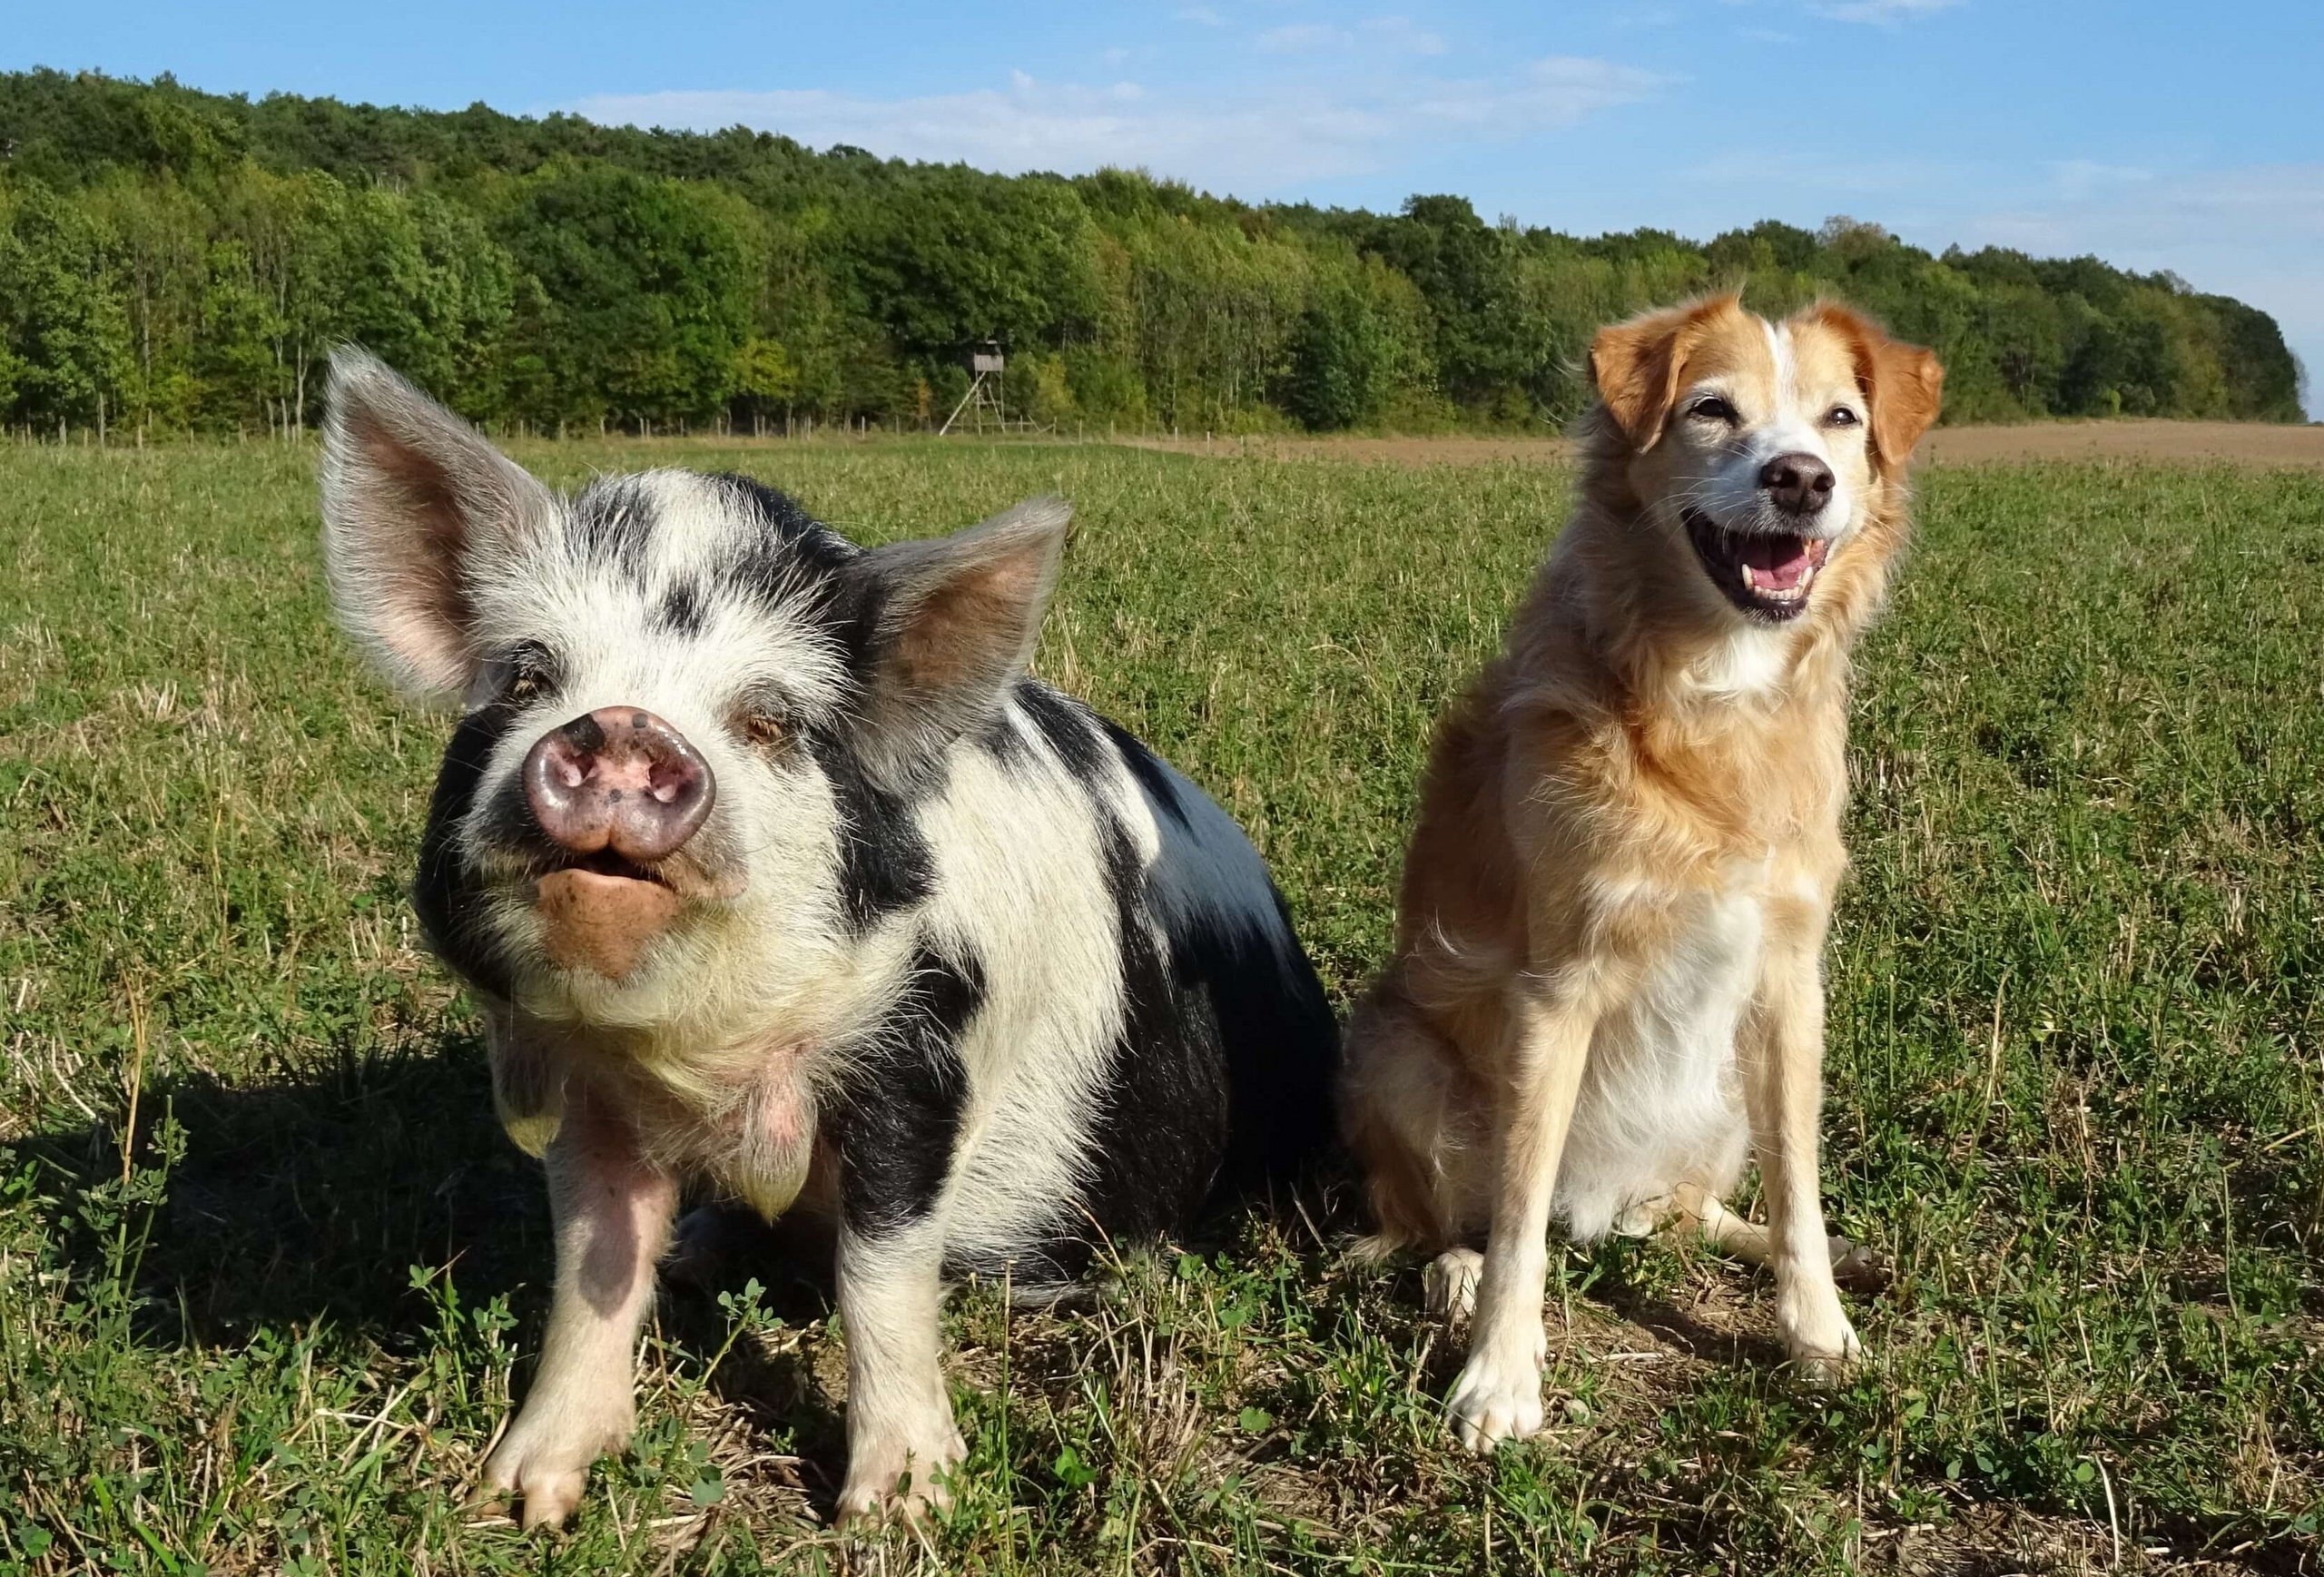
1740,534 -> 1817,591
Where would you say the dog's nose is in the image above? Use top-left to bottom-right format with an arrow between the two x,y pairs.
524,707 -> 714,862
1758,452 -> 1836,516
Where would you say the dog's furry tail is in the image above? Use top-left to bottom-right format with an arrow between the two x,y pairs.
1338,970 -> 1482,1262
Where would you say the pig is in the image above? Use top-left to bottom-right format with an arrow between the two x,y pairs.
318,350 -> 1339,1528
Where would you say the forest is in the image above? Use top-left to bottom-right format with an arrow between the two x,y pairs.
0,67 -> 2304,439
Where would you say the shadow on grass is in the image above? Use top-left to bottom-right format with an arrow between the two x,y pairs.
8,1030 -> 1359,1520
15,1031 -> 546,1347
10,1027 -> 871,1507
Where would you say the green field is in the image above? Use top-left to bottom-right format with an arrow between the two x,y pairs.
3,437 -> 2320,1574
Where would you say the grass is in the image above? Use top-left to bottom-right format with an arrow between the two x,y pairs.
2,434 -> 2320,1574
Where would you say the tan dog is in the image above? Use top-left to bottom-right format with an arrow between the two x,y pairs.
1340,294 -> 1942,1451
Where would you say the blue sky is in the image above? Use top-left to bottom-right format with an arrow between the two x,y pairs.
13,2 -> 2319,408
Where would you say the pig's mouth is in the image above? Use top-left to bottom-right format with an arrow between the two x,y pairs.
1681,508 -> 1833,623
555,847 -> 671,887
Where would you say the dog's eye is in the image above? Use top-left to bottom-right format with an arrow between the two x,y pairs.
1688,396 -> 1738,424
1825,405 -> 1860,428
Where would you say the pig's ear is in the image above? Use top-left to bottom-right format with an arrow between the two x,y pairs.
320,348 -> 556,704
845,497 -> 1071,770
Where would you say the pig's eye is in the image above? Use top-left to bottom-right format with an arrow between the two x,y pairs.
501,645 -> 555,705
737,705 -> 787,753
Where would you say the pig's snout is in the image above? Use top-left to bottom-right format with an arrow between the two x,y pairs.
524,707 -> 715,862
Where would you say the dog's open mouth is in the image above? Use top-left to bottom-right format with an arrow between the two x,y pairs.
1682,508 -> 1831,622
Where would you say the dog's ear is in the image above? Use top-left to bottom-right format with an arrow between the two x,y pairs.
1803,302 -> 1945,470
1588,294 -> 1743,450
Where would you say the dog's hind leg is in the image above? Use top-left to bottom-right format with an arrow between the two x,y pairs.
1669,1185 -> 1889,1295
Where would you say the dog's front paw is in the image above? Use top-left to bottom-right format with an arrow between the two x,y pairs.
479,1397 -> 634,1530
836,1420 -> 967,1525
1445,1343 -> 1545,1454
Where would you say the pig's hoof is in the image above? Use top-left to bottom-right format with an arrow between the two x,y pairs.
480,1406 -> 627,1530
835,1426 -> 966,1526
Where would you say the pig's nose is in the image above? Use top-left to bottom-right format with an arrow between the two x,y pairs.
1758,452 -> 1836,516
523,707 -> 714,862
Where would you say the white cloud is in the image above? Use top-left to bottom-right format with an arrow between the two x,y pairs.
1360,15 -> 1449,55
2047,159 -> 2152,202
1174,5 -> 1224,25
1957,163 -> 2324,411
1812,0 -> 1965,25
1256,15 -> 1447,56
566,56 -> 1671,192
1687,148 -> 1958,198
1256,23 -> 1353,52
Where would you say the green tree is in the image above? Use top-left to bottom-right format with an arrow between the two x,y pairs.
0,180 -> 134,434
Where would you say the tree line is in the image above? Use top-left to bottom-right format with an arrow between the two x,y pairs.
0,68 -> 2303,441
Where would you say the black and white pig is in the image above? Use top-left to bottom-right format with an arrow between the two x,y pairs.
318,350 -> 1339,1527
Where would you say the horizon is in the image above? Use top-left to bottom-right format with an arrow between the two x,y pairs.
9,3 -> 2318,415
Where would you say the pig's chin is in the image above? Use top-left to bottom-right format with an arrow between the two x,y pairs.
535,863 -> 684,982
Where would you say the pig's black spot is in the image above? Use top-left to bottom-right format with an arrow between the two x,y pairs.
414,701 -> 527,999
975,705 -> 1035,772
653,578 -> 706,636
1177,886 -> 1340,1189
1024,788 -> 1338,1276
806,562 -> 884,688
562,713 -> 606,754
1098,715 -> 1194,833
1057,809 -> 1232,1254
714,474 -> 859,580
605,789 -> 623,803
1016,682 -> 1108,782
567,478 -> 654,579
806,728 -> 934,933
828,940 -> 983,1238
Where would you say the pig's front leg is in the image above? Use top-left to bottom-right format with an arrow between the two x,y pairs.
832,1216 -> 964,1521
482,1093 -> 677,1529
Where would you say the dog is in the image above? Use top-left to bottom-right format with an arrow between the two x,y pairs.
319,350 -> 1339,1525
1338,294 -> 1942,1450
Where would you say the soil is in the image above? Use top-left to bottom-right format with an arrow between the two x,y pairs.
1121,419 -> 2324,469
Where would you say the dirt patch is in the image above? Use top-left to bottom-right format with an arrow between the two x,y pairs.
1916,419 -> 2324,467
1124,419 -> 2324,469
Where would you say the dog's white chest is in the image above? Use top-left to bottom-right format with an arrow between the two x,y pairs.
1631,883 -> 1766,1057
1559,876 -> 1768,1238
